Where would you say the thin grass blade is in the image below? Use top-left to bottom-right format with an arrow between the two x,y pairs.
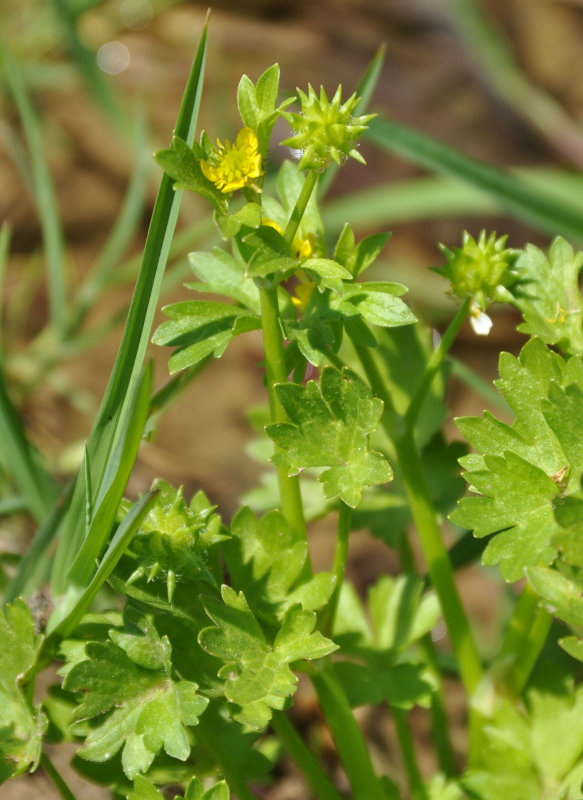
5,480 -> 75,603
48,489 -> 156,641
50,17 -> 209,595
50,0 -> 125,127
0,43 -> 67,336
0,357 -> 59,524
319,45 -> 386,199
71,112 -> 150,333
366,117 -> 583,242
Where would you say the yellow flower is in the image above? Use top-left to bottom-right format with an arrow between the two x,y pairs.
262,218 -> 315,260
292,281 -> 316,311
200,127 -> 262,193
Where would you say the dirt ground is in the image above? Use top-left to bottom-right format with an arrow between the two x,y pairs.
2,0 -> 583,797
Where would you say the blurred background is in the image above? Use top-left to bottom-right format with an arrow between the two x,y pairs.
2,0 -> 583,797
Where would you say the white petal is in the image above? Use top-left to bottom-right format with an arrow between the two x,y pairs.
470,310 -> 493,336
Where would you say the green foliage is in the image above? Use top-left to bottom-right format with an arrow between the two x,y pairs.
129,774 -> 230,800
62,608 -> 209,779
332,577 -> 439,710
154,136 -> 227,213
153,300 -> 260,374
511,237 -> 583,355
463,665 -> 583,800
199,585 -> 336,728
451,337 -> 583,581
0,600 -> 46,782
7,25 -> 583,800
222,506 -> 335,623
267,366 -> 392,506
237,63 -> 294,160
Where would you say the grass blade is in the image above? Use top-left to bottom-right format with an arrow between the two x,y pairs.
48,489 -> 156,641
0,357 -> 58,524
70,112 -> 150,333
444,0 -> 583,168
0,43 -> 67,337
366,117 -> 583,242
5,480 -> 75,603
319,45 -> 386,199
50,17 -> 209,596
0,223 -> 11,353
50,0 -> 125,127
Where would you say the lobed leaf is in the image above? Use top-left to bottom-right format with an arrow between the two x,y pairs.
223,506 -> 334,623
63,610 -> 208,778
199,586 -> 336,729
267,366 -> 392,507
512,237 -> 583,355
0,600 -> 46,782
452,337 -> 583,581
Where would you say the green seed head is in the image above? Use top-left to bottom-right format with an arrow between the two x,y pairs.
280,84 -> 375,172
437,230 -> 516,311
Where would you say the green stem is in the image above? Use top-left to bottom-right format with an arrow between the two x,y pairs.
258,285 -> 310,572
321,501 -> 352,635
354,344 -> 483,697
405,298 -> 470,430
271,711 -> 344,800
497,583 -> 551,695
311,663 -> 392,800
197,715 -> 261,800
392,707 -> 427,800
283,170 -> 318,247
40,752 -> 77,800
399,537 -> 457,776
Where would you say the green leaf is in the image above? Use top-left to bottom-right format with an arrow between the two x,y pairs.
199,586 -> 336,729
463,664 -> 583,799
334,282 -> 416,329
0,600 -> 46,782
154,136 -> 227,213
526,567 -> 583,627
346,233 -> 391,278
244,225 -> 297,278
153,300 -> 260,374
223,507 -> 334,623
332,579 -> 438,710
63,610 -> 208,779
237,74 -> 258,130
238,64 -> 287,160
512,237 -> 583,355
129,774 -> 164,800
187,242 -> 262,308
451,337 -> 583,581
267,367 -> 392,507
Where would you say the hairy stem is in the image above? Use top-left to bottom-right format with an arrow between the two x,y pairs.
400,536 -> 457,776
497,583 -> 551,695
258,284 -> 309,562
392,707 -> 428,800
321,501 -> 352,635
271,710 -> 345,800
40,752 -> 77,800
354,344 -> 483,697
311,663 -> 393,800
405,297 -> 470,430
283,170 -> 318,247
